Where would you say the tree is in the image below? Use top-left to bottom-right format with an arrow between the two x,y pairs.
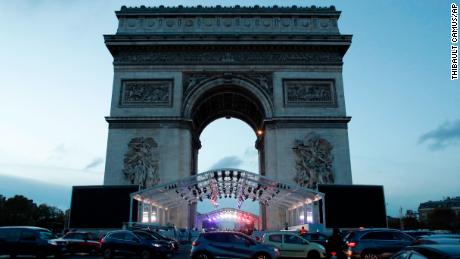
2,195 -> 37,225
0,194 -> 65,234
427,208 -> 456,230
402,216 -> 419,230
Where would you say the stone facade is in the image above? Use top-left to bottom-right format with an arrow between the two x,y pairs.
103,5 -> 353,229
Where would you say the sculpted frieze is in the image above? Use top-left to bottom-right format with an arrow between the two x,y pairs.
284,80 -> 336,107
293,133 -> 334,189
117,16 -> 339,34
120,80 -> 173,107
123,137 -> 160,189
183,72 -> 273,98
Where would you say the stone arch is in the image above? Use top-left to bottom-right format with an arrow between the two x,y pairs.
183,75 -> 274,134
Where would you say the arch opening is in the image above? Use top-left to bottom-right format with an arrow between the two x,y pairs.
191,85 -> 266,136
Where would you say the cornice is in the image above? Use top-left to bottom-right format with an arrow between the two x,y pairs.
116,5 -> 340,17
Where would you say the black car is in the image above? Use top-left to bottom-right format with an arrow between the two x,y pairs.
100,230 -> 173,259
0,226 -> 67,258
302,232 -> 330,247
139,229 -> 180,251
344,228 -> 415,259
391,244 -> 460,259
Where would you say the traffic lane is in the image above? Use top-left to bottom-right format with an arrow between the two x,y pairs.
0,245 -> 191,259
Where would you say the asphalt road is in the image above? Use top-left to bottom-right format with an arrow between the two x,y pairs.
0,244 -> 192,259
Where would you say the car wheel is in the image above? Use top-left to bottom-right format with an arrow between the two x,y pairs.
194,252 -> 213,259
36,252 -> 46,259
362,252 -> 379,259
307,251 -> 320,259
103,248 -> 113,259
141,250 -> 151,259
253,253 -> 271,259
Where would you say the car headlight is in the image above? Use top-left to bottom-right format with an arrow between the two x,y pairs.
152,243 -> 162,247
48,240 -> 58,245
274,248 -> 279,253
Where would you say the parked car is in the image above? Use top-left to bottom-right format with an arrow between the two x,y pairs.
58,231 -> 101,254
262,231 -> 326,259
344,228 -> 415,259
191,231 -> 280,259
302,232 -> 330,247
415,237 -> 460,245
100,230 -> 173,259
0,226 -> 67,258
419,234 -> 460,240
391,244 -> 460,259
132,228 -> 179,251
403,231 -> 433,239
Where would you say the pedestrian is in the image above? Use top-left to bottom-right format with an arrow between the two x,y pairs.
325,228 -> 346,259
299,226 -> 307,236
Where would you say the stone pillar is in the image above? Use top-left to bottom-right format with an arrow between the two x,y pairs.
138,201 -> 143,223
188,203 -> 197,229
148,204 -> 152,223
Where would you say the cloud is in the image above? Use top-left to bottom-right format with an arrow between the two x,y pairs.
419,119 -> 460,150
0,174 -> 71,209
209,156 -> 243,170
84,157 -> 104,170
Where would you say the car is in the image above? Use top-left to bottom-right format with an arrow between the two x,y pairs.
419,234 -> 460,240
0,226 -> 67,258
391,244 -> 460,259
191,231 -> 280,259
131,228 -> 179,251
344,228 -> 415,259
262,231 -> 326,259
414,237 -> 460,245
302,232 -> 330,247
100,230 -> 173,259
403,231 -> 433,239
58,231 -> 101,254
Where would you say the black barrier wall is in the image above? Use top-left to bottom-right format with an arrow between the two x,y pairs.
318,184 -> 387,228
69,185 -> 139,229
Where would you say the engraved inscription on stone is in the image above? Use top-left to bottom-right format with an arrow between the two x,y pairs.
123,137 -> 160,189
284,80 -> 336,106
120,80 -> 173,106
115,51 -> 343,66
293,133 -> 334,189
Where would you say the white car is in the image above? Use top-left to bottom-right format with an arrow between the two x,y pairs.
262,231 -> 326,258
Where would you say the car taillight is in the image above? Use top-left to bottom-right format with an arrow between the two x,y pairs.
192,241 -> 199,246
348,241 -> 357,248
100,238 -> 105,244
331,252 -> 337,256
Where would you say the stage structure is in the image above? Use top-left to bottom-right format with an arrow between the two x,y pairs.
130,169 -> 323,230
196,208 -> 260,232
103,5 -> 353,229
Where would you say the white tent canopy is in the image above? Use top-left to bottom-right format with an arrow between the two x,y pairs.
131,168 -> 323,211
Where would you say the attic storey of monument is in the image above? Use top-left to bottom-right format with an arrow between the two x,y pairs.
102,5 -> 353,229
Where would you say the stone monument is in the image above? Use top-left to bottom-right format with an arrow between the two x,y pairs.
103,5 -> 353,229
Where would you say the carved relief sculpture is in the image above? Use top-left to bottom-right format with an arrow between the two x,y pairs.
120,80 -> 172,106
183,72 -> 273,98
293,133 -> 334,189
284,80 -> 336,106
123,137 -> 160,189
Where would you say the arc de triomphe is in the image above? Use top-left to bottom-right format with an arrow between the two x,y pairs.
103,5 -> 353,229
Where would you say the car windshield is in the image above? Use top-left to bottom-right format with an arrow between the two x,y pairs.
39,231 -> 56,240
135,231 -> 159,240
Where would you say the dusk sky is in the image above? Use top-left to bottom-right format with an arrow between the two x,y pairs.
0,1 -> 458,217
